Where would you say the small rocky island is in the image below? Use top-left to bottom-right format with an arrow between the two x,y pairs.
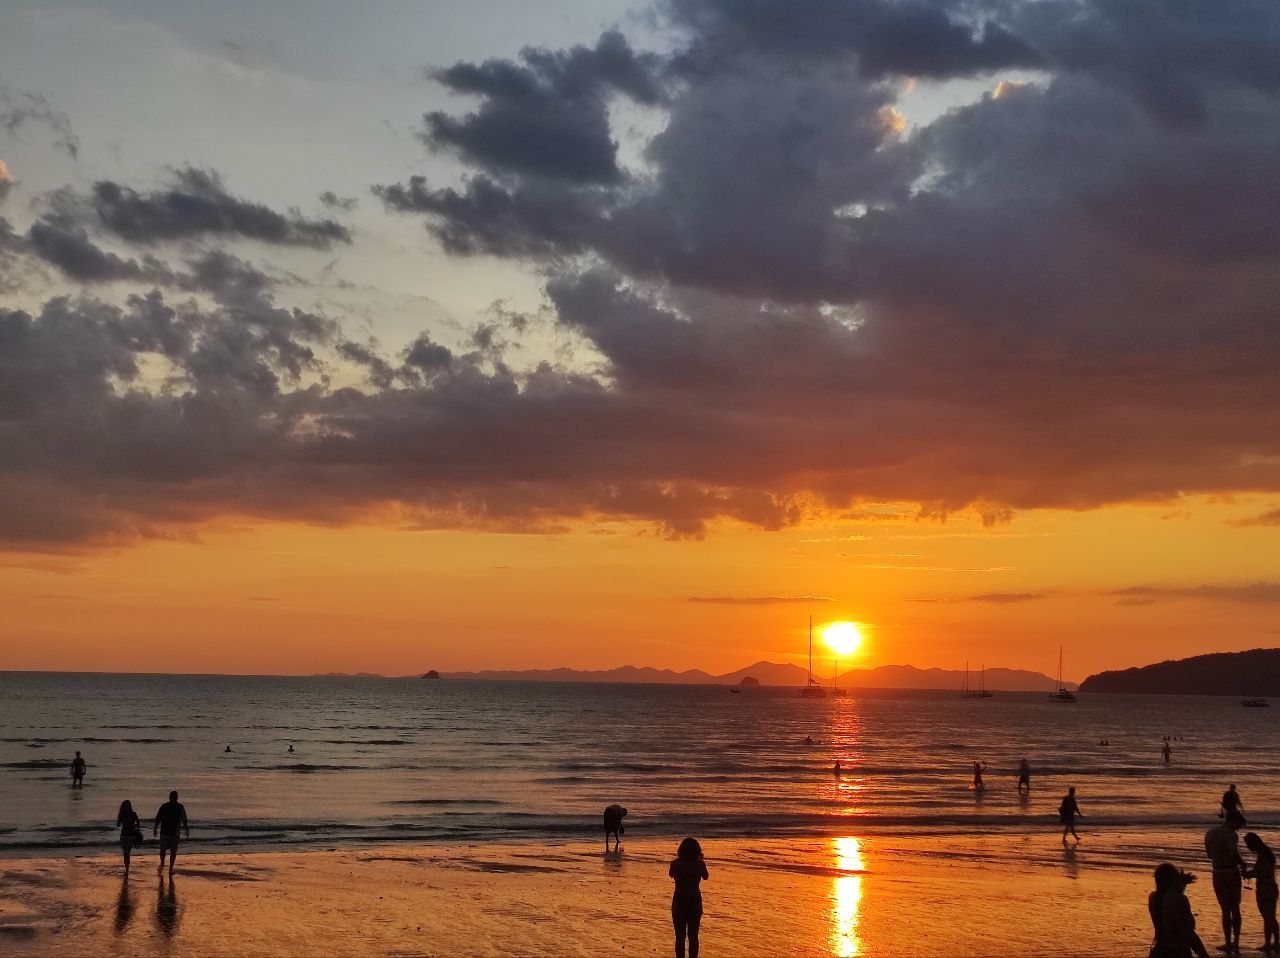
737,676 -> 760,687
420,670 -> 441,680
1079,648 -> 1280,696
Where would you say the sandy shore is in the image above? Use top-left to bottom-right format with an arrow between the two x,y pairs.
0,834 -> 1209,957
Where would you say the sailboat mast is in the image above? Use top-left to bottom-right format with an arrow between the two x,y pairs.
808,615 -> 814,682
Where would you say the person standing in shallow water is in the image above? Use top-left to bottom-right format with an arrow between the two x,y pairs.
1221,784 -> 1245,821
1059,787 -> 1083,843
1244,832 -> 1279,953
70,751 -> 86,788
1205,811 -> 1247,953
116,800 -> 141,873
670,837 -> 708,958
1017,758 -> 1031,792
1163,742 -> 1172,764
154,791 -> 189,875
971,761 -> 986,791
1149,863 -> 1210,958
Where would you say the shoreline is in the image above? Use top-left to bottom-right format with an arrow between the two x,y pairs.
0,834 -> 1202,957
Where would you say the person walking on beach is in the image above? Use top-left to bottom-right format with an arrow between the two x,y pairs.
1017,758 -> 1032,792
154,791 -> 189,875
670,837 -> 708,958
972,761 -> 987,791
116,800 -> 142,873
1059,787 -> 1083,843
1150,863 -> 1210,958
603,804 -> 627,852
70,751 -> 86,788
1245,832 -> 1279,952
1221,785 -> 1245,821
1205,811 -> 1247,953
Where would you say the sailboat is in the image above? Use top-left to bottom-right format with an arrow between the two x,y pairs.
961,662 -> 992,698
800,616 -> 827,697
1049,647 -> 1077,702
977,664 -> 994,698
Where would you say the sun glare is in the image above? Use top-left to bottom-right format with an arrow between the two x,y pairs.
822,621 -> 863,656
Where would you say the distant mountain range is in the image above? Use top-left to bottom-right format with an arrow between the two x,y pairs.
433,661 -> 1070,692
1079,648 -> 1280,696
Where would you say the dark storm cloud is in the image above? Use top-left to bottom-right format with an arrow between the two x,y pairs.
9,0 -> 1280,549
668,0 -> 1041,78
26,215 -> 177,285
91,168 -> 351,248
423,31 -> 665,184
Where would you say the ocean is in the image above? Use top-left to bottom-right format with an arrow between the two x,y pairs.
1,671 -> 1276,861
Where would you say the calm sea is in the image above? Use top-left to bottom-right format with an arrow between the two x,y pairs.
1,672 -> 1276,859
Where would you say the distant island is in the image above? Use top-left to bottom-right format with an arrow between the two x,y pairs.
433,661 -> 1068,692
1079,648 -> 1280,696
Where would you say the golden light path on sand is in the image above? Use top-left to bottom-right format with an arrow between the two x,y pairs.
830,836 -> 865,957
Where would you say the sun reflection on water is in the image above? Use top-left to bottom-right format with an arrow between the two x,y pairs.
830,836 -> 864,957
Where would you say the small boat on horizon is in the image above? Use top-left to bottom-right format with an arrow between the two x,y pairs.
1242,698 -> 1270,708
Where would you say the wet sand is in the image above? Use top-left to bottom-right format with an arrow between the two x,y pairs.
0,833 -> 1202,957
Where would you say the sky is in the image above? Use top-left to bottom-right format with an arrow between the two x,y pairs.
2,0 -> 1279,679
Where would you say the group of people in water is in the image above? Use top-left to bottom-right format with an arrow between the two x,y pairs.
1151,784 -> 1278,956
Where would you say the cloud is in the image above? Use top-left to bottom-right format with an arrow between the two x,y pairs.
10,1 -> 1280,550
912,592 -> 1047,605
422,30 -> 665,184
0,159 -> 11,203
1110,583 -> 1280,605
689,595 -> 833,605
1228,508 -> 1280,528
91,168 -> 351,248
0,89 -> 79,158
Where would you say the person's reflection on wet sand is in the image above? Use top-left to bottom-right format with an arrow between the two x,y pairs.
155,877 -> 180,938
113,877 -> 135,935
1061,842 -> 1080,879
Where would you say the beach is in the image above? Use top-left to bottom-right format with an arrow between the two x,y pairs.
0,834 -> 1167,957
3,673 -> 1275,955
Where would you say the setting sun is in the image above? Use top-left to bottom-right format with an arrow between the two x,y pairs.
822,621 -> 864,657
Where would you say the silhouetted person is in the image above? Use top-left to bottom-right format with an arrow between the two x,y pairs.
1163,742 -> 1173,764
70,751 -> 86,788
1245,832 -> 1279,952
833,760 -> 842,777
288,744 -> 295,753
224,745 -> 232,753
1221,785 -> 1245,821
1017,758 -> 1031,792
1059,787 -> 1083,842
804,736 -> 813,745
1206,810 -> 1247,952
972,761 -> 987,791
603,804 -> 627,851
670,837 -> 708,958
1150,863 -> 1210,958
117,799 -> 142,873
154,791 -> 189,875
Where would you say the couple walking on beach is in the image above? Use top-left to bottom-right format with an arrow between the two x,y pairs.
115,791 -> 190,874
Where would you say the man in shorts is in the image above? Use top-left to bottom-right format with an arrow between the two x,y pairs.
154,791 -> 190,875
70,751 -> 86,789
603,804 -> 627,852
1205,810 -> 1247,952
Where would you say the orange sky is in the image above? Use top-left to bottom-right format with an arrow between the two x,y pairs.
3,494 -> 1276,679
